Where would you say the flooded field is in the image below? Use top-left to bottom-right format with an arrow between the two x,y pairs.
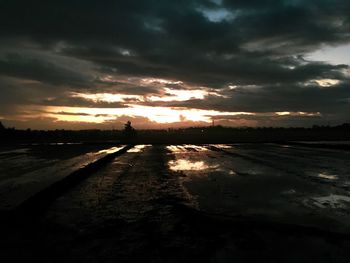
168,144 -> 350,231
1,143 -> 350,262
0,143 -> 125,209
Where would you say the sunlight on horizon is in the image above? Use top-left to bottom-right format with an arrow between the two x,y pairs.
70,88 -> 224,104
39,105 -> 255,124
6,104 -> 324,128
275,111 -> 321,117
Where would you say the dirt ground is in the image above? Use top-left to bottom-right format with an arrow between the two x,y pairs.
1,145 -> 350,263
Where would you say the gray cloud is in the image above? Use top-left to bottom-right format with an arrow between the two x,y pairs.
0,51 -> 95,87
0,0 -> 350,128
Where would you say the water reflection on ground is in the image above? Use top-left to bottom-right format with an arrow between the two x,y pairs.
0,148 -> 29,155
127,144 -> 151,153
168,159 -> 219,171
167,144 -> 208,153
211,144 -> 232,149
183,145 -> 208,151
167,144 -> 233,176
0,144 -> 127,209
317,172 -> 338,180
167,143 -> 350,232
304,194 -> 350,209
97,146 -> 125,154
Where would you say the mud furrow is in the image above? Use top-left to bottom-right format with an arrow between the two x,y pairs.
16,145 -> 134,216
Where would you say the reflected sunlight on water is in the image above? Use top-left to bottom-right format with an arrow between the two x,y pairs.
127,145 -> 151,153
167,145 -> 209,153
0,148 -> 29,155
166,145 -> 186,153
50,143 -> 82,145
212,144 -> 232,149
305,194 -> 350,209
183,145 -> 208,151
317,172 -> 338,180
168,159 -> 219,171
97,146 -> 125,154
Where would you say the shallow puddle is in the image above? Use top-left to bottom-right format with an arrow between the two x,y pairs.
127,144 -> 151,153
304,194 -> 350,209
169,159 -> 219,171
97,146 -> 126,154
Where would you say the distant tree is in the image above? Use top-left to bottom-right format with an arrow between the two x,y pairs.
339,123 -> 350,130
123,121 -> 137,141
0,121 -> 5,131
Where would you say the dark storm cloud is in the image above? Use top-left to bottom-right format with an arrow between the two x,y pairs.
0,0 -> 350,127
139,82 -> 350,115
0,52 -> 94,87
0,76 -> 28,115
39,96 -> 128,108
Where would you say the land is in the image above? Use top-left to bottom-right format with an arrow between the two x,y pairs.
1,122 -> 350,145
1,143 -> 350,262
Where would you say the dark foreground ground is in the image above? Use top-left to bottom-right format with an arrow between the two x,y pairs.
1,144 -> 350,263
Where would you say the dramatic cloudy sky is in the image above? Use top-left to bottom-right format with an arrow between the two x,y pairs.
0,0 -> 349,129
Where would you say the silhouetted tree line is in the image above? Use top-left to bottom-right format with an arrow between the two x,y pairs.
0,121 -> 350,145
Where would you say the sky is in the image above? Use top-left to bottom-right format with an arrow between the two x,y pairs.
0,0 -> 349,130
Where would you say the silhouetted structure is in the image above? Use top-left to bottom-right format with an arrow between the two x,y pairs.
0,122 -> 5,132
122,121 -> 137,142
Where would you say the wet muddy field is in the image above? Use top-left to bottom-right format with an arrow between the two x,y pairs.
1,143 -> 350,262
